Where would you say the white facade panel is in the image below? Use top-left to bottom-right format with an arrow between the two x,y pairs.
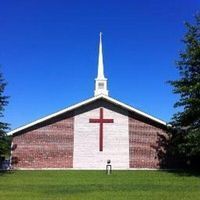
73,107 -> 129,169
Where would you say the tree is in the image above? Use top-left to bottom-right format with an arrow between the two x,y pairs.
169,13 -> 200,168
0,70 -> 10,158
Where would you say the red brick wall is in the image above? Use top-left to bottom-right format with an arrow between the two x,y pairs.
129,117 -> 168,169
12,117 -> 74,169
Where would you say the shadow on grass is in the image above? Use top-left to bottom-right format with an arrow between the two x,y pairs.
0,170 -> 15,176
161,169 -> 200,178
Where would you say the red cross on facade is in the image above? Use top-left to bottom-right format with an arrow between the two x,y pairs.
89,108 -> 114,151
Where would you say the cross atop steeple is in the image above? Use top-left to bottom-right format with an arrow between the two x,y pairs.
94,32 -> 109,96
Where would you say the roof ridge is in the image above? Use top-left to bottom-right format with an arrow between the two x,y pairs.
8,95 -> 168,136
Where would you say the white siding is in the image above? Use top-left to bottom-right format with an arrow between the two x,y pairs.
73,107 -> 129,169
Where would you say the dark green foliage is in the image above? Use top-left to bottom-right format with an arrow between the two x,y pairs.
0,70 -> 10,157
169,13 -> 200,167
0,135 -> 11,158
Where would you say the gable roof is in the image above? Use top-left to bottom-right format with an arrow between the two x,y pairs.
8,94 -> 168,136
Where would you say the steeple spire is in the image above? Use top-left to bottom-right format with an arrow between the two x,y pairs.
94,32 -> 109,96
97,32 -> 105,79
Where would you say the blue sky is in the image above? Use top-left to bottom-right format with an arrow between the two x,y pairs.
0,0 -> 199,130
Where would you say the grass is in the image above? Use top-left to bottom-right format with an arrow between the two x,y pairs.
0,170 -> 200,200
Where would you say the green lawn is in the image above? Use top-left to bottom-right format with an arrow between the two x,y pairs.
0,170 -> 199,200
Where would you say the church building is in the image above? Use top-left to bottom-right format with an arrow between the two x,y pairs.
9,33 -> 169,169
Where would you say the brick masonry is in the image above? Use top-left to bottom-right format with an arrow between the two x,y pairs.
11,99 -> 169,169
129,117 -> 168,168
12,117 -> 74,169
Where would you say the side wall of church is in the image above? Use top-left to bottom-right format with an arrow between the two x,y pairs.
129,117 -> 168,168
11,117 -> 74,169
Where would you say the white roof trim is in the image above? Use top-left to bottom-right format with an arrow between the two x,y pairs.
8,94 -> 167,136
104,95 -> 167,125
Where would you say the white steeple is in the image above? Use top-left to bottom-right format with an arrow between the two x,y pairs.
94,32 -> 109,96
